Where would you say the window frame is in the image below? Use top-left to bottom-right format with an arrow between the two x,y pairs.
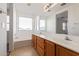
18,17 -> 32,31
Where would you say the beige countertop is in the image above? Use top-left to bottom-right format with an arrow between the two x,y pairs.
33,33 -> 79,53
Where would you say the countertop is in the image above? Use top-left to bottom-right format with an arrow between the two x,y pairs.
33,33 -> 79,53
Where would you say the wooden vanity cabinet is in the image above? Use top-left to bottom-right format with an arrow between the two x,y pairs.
32,34 -> 37,49
45,40 -> 56,56
56,45 -> 79,56
36,36 -> 45,56
32,34 -> 79,56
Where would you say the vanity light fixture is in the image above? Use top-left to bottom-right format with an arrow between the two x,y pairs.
43,3 -> 57,12
61,3 -> 66,6
27,3 -> 31,6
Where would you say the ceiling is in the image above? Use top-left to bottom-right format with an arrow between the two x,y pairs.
14,3 -> 74,18
15,3 -> 47,18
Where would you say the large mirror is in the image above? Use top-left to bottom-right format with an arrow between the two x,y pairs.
56,11 -> 68,34
39,16 -> 46,32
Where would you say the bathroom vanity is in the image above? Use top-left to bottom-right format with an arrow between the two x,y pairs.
32,34 -> 79,56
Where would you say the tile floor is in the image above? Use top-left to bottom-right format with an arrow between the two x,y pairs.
9,46 -> 38,56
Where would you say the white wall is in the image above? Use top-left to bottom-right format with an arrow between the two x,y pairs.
46,4 -> 79,36
0,3 -> 7,56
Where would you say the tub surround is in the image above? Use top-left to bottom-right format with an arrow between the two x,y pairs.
14,40 -> 32,49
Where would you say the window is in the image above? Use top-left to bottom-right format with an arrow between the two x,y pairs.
40,19 -> 45,31
19,17 -> 32,30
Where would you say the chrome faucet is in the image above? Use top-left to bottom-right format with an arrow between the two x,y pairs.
65,36 -> 72,41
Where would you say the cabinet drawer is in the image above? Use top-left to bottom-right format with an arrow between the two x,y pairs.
37,37 -> 45,49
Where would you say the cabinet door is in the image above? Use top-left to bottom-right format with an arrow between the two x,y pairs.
36,36 -> 45,56
37,44 -> 44,56
32,35 -> 37,49
37,37 -> 45,49
45,40 -> 55,56
56,45 -> 79,56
